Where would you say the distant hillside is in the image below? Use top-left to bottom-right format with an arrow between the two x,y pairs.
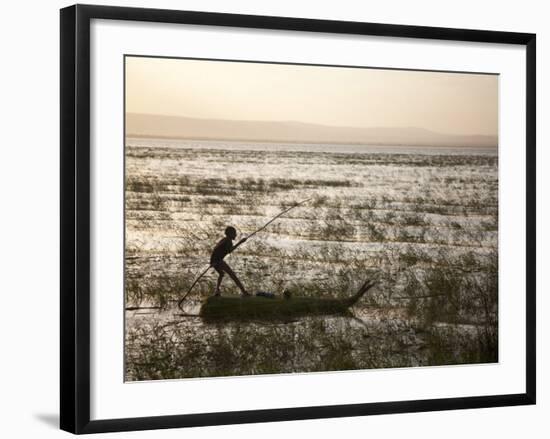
126,113 -> 497,148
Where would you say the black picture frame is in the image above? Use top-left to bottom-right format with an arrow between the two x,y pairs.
60,4 -> 536,434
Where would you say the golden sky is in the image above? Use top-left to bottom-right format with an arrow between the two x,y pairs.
125,56 -> 498,137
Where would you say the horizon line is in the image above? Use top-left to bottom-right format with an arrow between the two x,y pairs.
125,133 -> 498,149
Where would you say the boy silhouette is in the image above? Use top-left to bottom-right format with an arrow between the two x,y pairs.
211,226 -> 250,297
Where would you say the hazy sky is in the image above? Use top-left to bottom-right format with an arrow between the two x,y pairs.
126,56 -> 498,137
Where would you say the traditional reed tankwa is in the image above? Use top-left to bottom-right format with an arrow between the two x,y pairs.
177,199 -> 378,319
199,278 -> 377,321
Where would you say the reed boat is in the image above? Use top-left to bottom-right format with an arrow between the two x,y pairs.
199,279 -> 376,320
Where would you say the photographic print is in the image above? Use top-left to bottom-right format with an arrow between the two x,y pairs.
124,56 -> 498,381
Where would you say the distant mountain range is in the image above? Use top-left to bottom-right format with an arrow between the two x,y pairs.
126,113 -> 497,148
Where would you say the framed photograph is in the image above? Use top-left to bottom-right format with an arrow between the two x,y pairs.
60,4 -> 536,434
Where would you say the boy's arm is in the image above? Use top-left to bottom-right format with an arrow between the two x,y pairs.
231,237 -> 247,252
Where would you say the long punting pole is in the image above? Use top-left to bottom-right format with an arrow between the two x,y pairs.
178,198 -> 311,311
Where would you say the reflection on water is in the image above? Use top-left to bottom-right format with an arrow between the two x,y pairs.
125,302 -> 494,381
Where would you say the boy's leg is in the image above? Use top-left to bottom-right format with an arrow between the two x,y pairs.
213,264 -> 224,295
219,261 -> 249,295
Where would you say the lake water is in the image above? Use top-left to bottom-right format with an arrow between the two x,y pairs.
126,137 -> 497,156
124,138 -> 498,381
